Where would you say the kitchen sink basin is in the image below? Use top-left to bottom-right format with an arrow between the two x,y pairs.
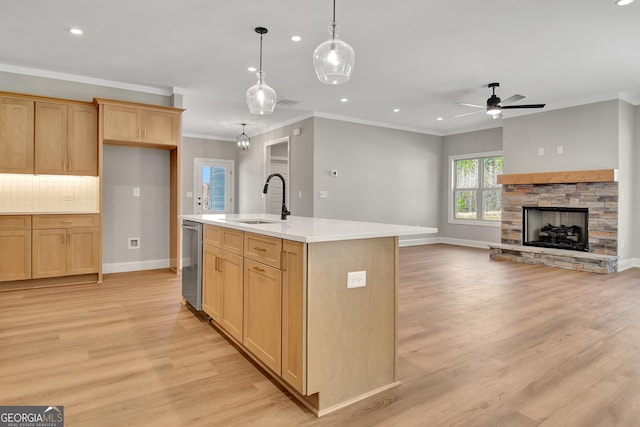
228,219 -> 278,225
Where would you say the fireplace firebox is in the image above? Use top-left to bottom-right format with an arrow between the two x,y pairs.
522,206 -> 589,252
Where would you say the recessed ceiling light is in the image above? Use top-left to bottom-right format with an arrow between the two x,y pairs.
247,67 -> 257,72
437,117 -> 443,121
615,0 -> 634,5
69,28 -> 83,35
393,108 -> 400,113
341,98 -> 348,103
291,35 -> 302,42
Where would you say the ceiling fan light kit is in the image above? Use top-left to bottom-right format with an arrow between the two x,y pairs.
455,82 -> 546,119
246,27 -> 277,115
313,0 -> 355,84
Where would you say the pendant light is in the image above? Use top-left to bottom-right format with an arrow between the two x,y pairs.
236,123 -> 250,151
246,27 -> 277,115
313,0 -> 355,85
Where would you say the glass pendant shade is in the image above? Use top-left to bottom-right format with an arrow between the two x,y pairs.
313,29 -> 355,85
246,71 -> 277,115
236,124 -> 250,151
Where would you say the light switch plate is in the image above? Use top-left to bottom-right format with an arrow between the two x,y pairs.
133,187 -> 140,197
347,271 -> 366,289
319,191 -> 328,199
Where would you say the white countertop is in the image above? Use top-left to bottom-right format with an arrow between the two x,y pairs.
181,214 -> 438,243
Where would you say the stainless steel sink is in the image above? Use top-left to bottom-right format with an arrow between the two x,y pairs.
228,219 -> 277,225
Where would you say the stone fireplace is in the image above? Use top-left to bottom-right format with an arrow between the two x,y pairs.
489,169 -> 618,274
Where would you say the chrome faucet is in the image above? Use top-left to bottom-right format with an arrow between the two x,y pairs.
262,173 -> 291,220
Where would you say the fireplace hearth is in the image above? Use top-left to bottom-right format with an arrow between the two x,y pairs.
523,206 -> 588,252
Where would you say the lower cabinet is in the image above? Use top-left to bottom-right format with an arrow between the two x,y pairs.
32,215 -> 99,279
201,224 -> 306,394
202,243 -> 244,342
244,259 -> 282,374
0,216 -> 32,282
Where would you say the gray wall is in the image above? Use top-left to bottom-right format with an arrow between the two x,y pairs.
238,117 -> 314,217
181,136 -> 239,214
313,118 -> 441,227
103,146 -> 170,266
618,101 -> 634,262
635,106 -> 640,260
440,127 -> 503,244
502,100 -> 621,173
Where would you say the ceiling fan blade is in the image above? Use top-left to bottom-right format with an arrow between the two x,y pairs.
502,104 -> 546,109
501,94 -> 525,105
455,102 -> 485,108
454,110 -> 485,118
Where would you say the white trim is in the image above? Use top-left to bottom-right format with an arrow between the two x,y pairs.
263,137 -> 290,214
449,150 -> 504,161
313,111 -> 443,136
103,259 -> 170,274
0,63 -> 172,96
618,258 -> 640,271
183,132 -> 235,142
399,236 -> 441,247
441,237 -> 493,249
448,218 -> 501,227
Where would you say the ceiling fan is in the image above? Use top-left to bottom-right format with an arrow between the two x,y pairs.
455,82 -> 545,119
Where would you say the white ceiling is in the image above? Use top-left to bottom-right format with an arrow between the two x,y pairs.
1,0 -> 639,140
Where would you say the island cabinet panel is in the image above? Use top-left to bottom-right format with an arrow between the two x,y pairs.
202,244 -> 223,321
281,240 -> 307,394
0,216 -> 32,282
243,259 -> 282,374
0,96 -> 34,174
244,232 -> 282,269
306,237 -> 397,411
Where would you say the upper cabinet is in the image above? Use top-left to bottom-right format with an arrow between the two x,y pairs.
34,101 -> 98,176
0,96 -> 34,174
98,99 -> 183,148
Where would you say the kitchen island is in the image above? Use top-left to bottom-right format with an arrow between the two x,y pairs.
181,213 -> 437,416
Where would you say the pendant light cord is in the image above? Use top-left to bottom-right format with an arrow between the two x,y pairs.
331,0 -> 337,39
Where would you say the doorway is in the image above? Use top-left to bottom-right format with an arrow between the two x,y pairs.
194,158 -> 234,214
263,137 -> 290,215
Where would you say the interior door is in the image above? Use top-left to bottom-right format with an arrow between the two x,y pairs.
195,159 -> 234,214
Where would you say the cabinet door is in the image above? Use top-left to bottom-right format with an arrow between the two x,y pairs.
103,104 -> 142,142
244,259 -> 282,374
142,110 -> 180,146
0,230 -> 31,282
32,229 -> 67,278
35,102 -> 68,175
0,97 -> 34,173
202,244 -> 223,321
282,240 -> 306,394
220,251 -> 244,342
68,105 -> 98,176
67,228 -> 99,275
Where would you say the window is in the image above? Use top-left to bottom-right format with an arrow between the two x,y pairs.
194,158 -> 234,214
450,152 -> 503,225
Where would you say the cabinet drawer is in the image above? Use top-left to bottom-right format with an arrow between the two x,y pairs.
0,215 -> 31,230
244,232 -> 282,269
204,225 -> 243,255
33,214 -> 99,229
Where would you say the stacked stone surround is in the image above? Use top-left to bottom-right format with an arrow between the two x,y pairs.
490,180 -> 619,274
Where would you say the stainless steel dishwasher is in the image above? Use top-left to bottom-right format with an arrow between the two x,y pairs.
181,220 -> 203,310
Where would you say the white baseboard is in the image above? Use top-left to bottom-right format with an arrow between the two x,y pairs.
618,258 -> 640,271
440,237 -> 493,249
103,259 -> 171,274
399,237 -> 441,247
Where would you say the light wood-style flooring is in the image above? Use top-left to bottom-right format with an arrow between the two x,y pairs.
2,244 -> 640,426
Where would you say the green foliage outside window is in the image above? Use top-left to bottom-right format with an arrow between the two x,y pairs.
454,155 -> 502,221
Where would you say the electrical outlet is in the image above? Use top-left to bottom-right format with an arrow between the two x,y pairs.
319,191 -> 328,199
347,271 -> 366,289
128,238 -> 140,249
538,147 -> 544,156
298,190 -> 303,198
133,187 -> 140,197
330,170 -> 338,177
556,145 -> 564,154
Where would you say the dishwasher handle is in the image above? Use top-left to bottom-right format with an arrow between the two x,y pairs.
182,225 -> 200,232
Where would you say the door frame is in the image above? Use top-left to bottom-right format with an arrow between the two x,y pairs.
263,136 -> 290,213
194,158 -> 235,214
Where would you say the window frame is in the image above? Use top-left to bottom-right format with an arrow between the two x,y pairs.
448,150 -> 503,228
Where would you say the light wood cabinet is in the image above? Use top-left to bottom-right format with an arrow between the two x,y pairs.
34,102 -> 97,176
244,233 -> 282,268
244,259 -> 282,374
32,215 -> 99,279
0,96 -> 34,173
102,103 -> 180,147
281,240 -> 306,394
0,216 -> 32,282
202,227 -> 244,342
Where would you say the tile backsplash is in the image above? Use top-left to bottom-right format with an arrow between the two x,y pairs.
0,174 -> 99,213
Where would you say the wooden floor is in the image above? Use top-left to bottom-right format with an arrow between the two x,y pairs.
2,244 -> 640,426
